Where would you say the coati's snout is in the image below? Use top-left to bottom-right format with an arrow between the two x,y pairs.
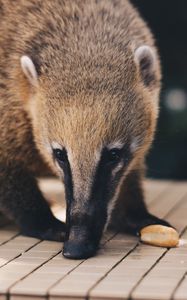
52,146 -> 129,259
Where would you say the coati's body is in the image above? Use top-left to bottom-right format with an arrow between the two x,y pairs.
0,0 -> 170,258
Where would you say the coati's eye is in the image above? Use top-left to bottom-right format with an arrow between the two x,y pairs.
107,148 -> 121,163
53,148 -> 67,164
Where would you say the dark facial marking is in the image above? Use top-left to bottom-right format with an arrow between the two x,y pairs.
61,145 -> 131,259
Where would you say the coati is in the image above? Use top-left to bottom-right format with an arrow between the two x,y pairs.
0,0 -> 172,259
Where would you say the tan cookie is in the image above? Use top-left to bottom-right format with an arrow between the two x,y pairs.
140,225 -> 179,247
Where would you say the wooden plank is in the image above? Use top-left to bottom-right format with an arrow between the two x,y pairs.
47,180 -> 183,297
1,180 -> 184,300
50,298 -> 84,300
47,180 -> 168,299
0,235 -> 40,267
173,273 -> 187,300
8,175 -> 119,300
89,182 -> 187,300
172,228 -> 187,300
130,196 -> 187,300
0,240 -> 61,297
9,232 -> 115,298
11,297 -> 46,300
88,245 -> 165,300
10,253 -> 84,298
147,182 -> 187,218
144,180 -> 172,205
48,235 -> 137,299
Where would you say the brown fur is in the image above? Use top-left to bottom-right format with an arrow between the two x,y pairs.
0,0 -> 170,257
0,0 -> 160,169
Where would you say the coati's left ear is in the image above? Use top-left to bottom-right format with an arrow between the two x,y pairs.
134,45 -> 157,87
20,55 -> 38,87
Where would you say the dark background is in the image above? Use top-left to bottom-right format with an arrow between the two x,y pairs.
132,0 -> 187,179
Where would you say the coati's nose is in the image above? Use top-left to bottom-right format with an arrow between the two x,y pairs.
63,240 -> 97,259
62,225 -> 98,259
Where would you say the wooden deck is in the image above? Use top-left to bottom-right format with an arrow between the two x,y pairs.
0,179 -> 187,300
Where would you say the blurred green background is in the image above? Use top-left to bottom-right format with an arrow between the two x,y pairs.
132,0 -> 187,179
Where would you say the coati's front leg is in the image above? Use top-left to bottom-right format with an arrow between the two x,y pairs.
109,168 -> 171,235
0,165 -> 65,241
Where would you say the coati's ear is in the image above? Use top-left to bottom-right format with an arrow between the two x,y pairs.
20,55 -> 38,87
134,45 -> 157,87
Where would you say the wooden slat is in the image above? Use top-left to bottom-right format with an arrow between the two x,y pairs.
0,235 -> 40,269
48,235 -> 137,299
8,177 -> 166,300
10,253 -> 83,298
47,180 -> 167,299
89,182 -> 187,300
147,182 -> 187,218
0,241 -> 61,296
130,194 -> 187,300
173,273 -> 187,300
9,232 -> 115,299
172,228 -> 187,300
144,180 -> 172,205
0,180 -> 185,300
11,297 -> 45,300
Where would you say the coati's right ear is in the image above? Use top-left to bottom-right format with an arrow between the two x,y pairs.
134,45 -> 158,87
20,55 -> 38,87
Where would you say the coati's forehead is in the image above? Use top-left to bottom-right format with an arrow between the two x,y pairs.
46,100 -> 121,147
41,89 -> 153,153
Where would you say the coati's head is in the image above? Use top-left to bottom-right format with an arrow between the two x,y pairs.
20,44 -> 160,259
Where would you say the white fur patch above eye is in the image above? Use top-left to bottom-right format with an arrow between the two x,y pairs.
107,140 -> 124,150
51,141 -> 63,150
20,55 -> 38,86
